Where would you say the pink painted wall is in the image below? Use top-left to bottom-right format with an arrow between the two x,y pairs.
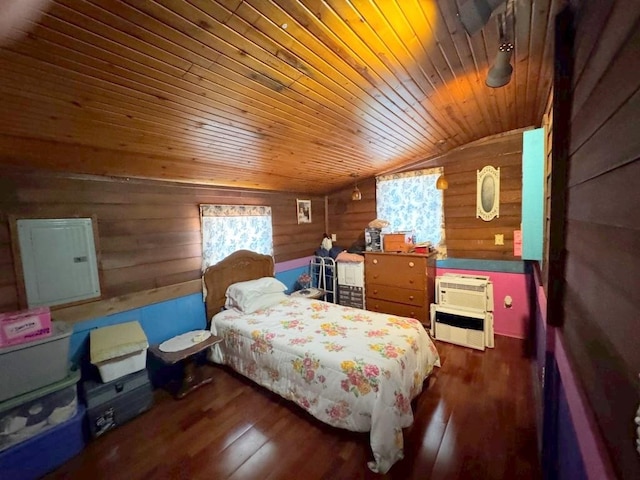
435,268 -> 530,339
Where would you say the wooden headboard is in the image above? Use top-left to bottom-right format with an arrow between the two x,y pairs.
203,250 -> 275,323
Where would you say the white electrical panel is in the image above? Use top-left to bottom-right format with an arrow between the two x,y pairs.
18,218 -> 101,307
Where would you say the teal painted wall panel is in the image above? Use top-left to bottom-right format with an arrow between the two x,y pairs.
436,258 -> 528,274
522,128 -> 545,260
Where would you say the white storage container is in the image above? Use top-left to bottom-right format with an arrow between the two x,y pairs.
90,321 -> 148,383
0,322 -> 72,402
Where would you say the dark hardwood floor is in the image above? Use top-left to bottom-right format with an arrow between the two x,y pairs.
46,336 -> 541,480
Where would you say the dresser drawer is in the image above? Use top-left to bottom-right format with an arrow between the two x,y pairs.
365,298 -> 428,323
365,254 -> 427,288
365,253 -> 427,272
366,284 -> 424,307
366,269 -> 425,290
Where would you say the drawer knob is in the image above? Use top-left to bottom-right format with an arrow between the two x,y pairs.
373,289 -> 378,294
408,261 -> 414,267
410,312 -> 415,317
409,295 -> 414,300
373,259 -> 378,264
409,279 -> 414,284
373,274 -> 379,279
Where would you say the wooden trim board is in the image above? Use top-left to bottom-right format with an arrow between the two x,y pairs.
51,279 -> 201,324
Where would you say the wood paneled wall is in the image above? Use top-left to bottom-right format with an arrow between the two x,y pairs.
326,177 -> 377,251
327,130 -> 525,260
440,131 -> 524,260
551,2 -> 640,478
0,170 -> 325,314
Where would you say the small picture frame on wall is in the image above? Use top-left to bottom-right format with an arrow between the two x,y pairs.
296,199 -> 312,224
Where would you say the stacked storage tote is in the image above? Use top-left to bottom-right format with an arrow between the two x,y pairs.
0,308 -> 85,480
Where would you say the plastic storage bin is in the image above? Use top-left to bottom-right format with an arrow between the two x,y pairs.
90,321 -> 148,382
0,369 -> 80,452
0,404 -> 85,480
0,321 -> 72,402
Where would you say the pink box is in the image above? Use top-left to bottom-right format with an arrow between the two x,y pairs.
0,306 -> 52,347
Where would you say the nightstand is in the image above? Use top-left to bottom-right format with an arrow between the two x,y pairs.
149,333 -> 222,399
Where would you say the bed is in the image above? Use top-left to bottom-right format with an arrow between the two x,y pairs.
203,250 -> 440,473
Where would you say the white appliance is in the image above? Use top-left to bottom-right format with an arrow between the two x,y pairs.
435,273 -> 494,313
430,304 -> 494,351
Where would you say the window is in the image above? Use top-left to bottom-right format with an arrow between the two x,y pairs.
376,168 -> 445,247
200,205 -> 273,270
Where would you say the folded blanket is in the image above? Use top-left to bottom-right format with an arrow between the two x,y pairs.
314,246 -> 344,259
336,251 -> 364,263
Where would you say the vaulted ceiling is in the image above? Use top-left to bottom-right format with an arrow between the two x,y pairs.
0,0 -> 559,194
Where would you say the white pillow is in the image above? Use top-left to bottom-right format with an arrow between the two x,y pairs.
225,277 -> 287,310
239,292 -> 287,313
231,291 -> 286,314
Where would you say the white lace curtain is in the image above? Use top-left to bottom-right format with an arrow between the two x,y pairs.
376,167 -> 445,246
200,205 -> 273,271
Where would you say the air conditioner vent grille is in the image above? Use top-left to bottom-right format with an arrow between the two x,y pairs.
439,282 -> 485,293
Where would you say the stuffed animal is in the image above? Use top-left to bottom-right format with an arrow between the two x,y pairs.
321,234 -> 333,251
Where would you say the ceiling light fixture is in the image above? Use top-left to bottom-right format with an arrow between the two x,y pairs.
351,173 -> 362,201
436,174 -> 449,190
486,11 -> 515,88
486,42 -> 514,88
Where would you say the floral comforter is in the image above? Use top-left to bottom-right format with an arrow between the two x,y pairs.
208,297 -> 440,473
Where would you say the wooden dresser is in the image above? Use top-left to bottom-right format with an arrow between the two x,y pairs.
364,252 -> 436,327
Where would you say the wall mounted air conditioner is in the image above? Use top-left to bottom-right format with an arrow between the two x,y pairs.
436,273 -> 494,313
430,304 -> 494,351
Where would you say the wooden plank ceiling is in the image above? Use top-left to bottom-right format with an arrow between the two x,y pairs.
0,0 -> 557,194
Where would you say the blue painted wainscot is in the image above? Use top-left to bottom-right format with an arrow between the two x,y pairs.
69,256 -> 314,369
69,293 -> 207,367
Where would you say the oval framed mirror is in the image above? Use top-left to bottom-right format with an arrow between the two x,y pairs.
476,166 -> 500,221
